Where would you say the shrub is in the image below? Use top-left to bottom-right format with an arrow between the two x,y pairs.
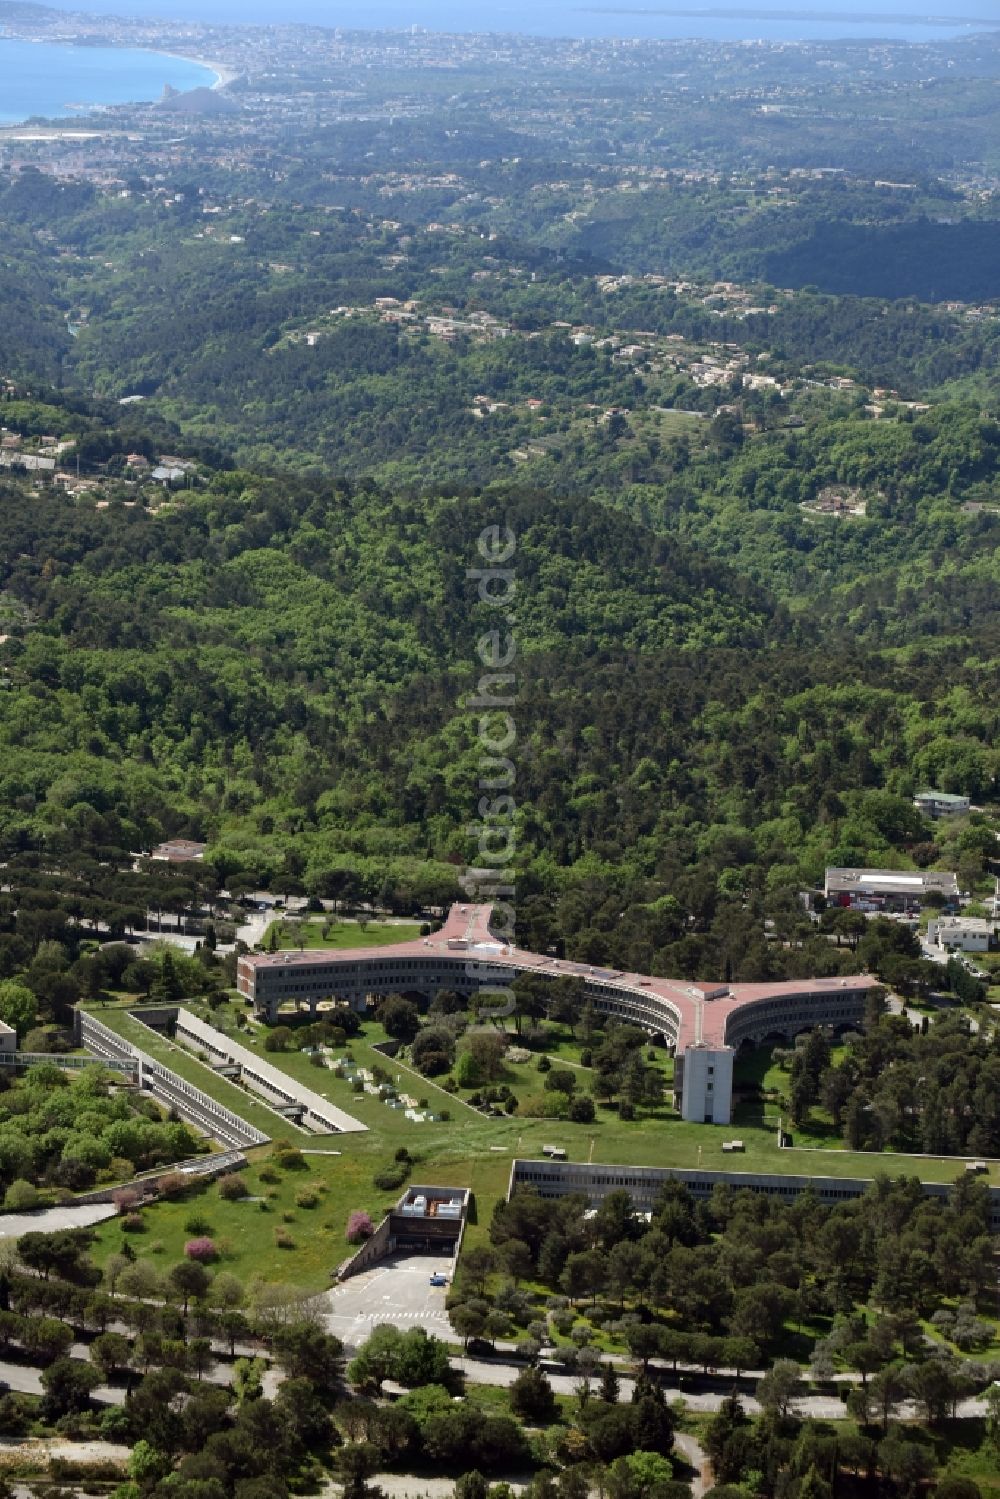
156,1171 -> 189,1200
416,1051 -> 451,1076
536,1055 -> 552,1073
568,1095 -> 596,1124
346,1210 -> 374,1243
295,1188 -> 319,1209
3,1179 -> 39,1211
439,1109 -> 451,1121
122,1212 -> 145,1233
373,1163 -> 409,1192
111,1188 -> 141,1216
218,1174 -> 248,1201
580,1049 -> 593,1067
184,1213 -> 212,1235
274,1227 -> 295,1249
273,1142 -> 306,1170
264,1026 -> 294,1053
618,1101 -> 635,1121
184,1237 -> 217,1263
257,1166 -> 280,1185
544,1069 -> 576,1096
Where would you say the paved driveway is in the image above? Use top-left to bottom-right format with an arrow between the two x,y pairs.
320,1254 -> 455,1349
0,1203 -> 116,1239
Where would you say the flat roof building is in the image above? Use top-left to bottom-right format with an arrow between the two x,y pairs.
151,839 -> 206,863
237,904 -> 877,1127
914,790 -> 970,817
926,916 -> 997,954
508,1159 -> 1000,1233
825,867 -> 959,912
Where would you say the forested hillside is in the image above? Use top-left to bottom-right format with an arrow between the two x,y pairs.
0,437 -> 997,984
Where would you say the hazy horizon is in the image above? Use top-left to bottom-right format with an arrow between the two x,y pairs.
24,0 -> 1000,39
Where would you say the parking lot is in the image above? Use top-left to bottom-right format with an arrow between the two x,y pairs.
320,1253 -> 457,1348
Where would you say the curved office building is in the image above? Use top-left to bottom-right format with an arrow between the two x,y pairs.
237,904 -> 878,1125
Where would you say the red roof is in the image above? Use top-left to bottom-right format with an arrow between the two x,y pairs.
240,904 -> 877,1051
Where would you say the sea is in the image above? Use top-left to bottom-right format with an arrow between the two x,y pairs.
0,0 -> 998,126
0,40 -> 216,126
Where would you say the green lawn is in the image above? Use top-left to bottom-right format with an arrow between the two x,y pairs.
260,919 -> 422,952
87,1147 -> 403,1294
79,1003 -> 992,1286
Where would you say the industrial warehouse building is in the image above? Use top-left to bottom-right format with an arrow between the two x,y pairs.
824,867 -> 959,914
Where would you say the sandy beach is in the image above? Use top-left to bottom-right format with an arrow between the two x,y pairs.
159,51 -> 240,89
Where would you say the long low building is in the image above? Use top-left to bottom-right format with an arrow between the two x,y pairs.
825,866 -> 959,913
507,1158 -> 1000,1233
237,905 -> 878,1126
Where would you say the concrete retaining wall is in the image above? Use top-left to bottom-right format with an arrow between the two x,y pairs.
71,1151 -> 248,1207
337,1213 -> 396,1280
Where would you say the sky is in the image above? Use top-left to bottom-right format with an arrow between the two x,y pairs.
30,0 -> 1000,35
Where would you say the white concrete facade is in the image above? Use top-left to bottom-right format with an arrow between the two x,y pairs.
674,1045 -> 734,1124
926,916 -> 995,954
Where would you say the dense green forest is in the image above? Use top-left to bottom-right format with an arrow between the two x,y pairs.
0,433 -> 997,984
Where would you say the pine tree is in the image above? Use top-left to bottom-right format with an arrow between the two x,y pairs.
151,949 -> 183,1004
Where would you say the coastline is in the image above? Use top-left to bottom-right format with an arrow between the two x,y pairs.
155,50 -> 240,90
0,37 -> 237,127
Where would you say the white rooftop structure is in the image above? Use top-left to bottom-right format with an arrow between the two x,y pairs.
825,867 -> 959,903
174,1010 -> 367,1134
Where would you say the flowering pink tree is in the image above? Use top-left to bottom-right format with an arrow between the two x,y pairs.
346,1210 -> 374,1244
184,1237 -> 217,1262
